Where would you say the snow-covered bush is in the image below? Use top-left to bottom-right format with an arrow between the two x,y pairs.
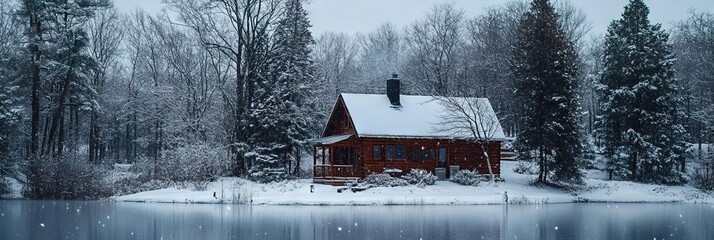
509,194 -> 531,204
246,145 -> 295,183
401,169 -> 436,187
450,170 -> 481,186
164,143 -> 230,182
513,160 -> 536,175
133,143 -> 230,183
364,173 -> 408,187
249,167 -> 289,183
24,154 -> 111,200
692,163 -> 714,191
103,165 -> 143,196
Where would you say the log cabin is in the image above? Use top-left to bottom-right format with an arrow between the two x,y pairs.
313,74 -> 506,185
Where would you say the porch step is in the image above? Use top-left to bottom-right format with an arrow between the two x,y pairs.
313,177 -> 359,186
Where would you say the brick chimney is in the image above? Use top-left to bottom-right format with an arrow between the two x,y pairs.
387,74 -> 400,107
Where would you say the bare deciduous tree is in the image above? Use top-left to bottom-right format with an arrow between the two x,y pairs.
356,23 -> 404,94
436,96 -> 503,183
87,7 -> 123,163
166,0 -> 283,176
404,3 -> 464,96
312,31 -> 360,124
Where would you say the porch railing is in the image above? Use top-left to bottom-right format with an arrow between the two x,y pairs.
314,164 -> 355,179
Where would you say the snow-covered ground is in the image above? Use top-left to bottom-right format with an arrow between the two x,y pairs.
113,161 -> 714,205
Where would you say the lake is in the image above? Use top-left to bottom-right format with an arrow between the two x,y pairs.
0,201 -> 712,239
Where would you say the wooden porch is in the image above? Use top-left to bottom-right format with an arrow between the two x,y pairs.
313,164 -> 358,185
312,135 -> 360,185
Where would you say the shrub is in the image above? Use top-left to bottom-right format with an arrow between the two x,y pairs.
103,165 -> 143,196
513,160 -> 536,175
249,167 -> 289,183
401,169 -> 437,187
450,170 -> 481,186
24,154 -> 111,200
692,163 -> 714,191
134,143 -> 230,183
364,173 -> 408,187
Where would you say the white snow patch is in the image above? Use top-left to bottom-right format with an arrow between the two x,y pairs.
113,161 -> 714,205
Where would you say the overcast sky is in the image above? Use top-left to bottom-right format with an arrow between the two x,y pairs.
115,0 -> 714,36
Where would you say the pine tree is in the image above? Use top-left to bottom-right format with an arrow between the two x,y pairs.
598,0 -> 686,184
248,0 -> 316,181
512,0 -> 582,184
0,82 -> 19,195
20,0 -> 110,199
0,0 -> 20,195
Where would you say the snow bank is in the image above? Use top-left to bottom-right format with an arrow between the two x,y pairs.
113,162 -> 714,205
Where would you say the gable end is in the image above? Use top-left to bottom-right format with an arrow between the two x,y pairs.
322,95 -> 357,137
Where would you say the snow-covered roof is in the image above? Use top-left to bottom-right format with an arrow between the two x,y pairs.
340,93 -> 506,140
313,134 -> 352,145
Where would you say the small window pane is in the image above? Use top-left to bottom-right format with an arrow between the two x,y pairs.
422,148 -> 435,161
386,145 -> 394,160
373,145 -> 380,160
439,147 -> 447,162
407,147 -> 415,162
395,145 -> 405,159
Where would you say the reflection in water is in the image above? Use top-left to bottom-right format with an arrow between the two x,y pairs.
0,201 -> 712,240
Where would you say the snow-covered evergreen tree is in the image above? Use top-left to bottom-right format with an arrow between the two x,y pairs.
0,82 -> 19,195
20,0 -> 110,199
512,0 -> 582,184
597,0 -> 686,184
248,0 -> 316,181
0,0 -> 21,195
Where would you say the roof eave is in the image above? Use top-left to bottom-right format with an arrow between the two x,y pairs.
358,134 -> 506,141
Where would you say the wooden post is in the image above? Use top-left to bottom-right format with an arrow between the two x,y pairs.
330,146 -> 335,180
321,147 -> 325,165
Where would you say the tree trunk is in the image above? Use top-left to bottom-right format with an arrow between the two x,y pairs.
630,151 -> 638,181
124,114 -> 131,163
294,146 -> 301,177
480,142 -> 495,183
89,111 -> 101,163
539,146 -> 546,183
30,54 -> 40,159
29,14 -> 42,161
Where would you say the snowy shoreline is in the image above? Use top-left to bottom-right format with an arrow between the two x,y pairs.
111,162 -> 714,205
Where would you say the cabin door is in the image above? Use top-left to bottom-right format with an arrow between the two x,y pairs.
438,147 -> 447,177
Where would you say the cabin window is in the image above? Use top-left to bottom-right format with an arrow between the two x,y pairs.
407,146 -> 436,162
421,148 -> 435,161
386,145 -> 394,160
373,145 -> 381,160
334,147 -> 356,165
407,147 -> 419,162
395,145 -> 405,159
374,145 -> 406,161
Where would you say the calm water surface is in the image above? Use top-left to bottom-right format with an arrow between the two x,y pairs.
0,201 -> 712,240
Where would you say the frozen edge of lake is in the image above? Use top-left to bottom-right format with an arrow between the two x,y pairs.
112,162 -> 714,205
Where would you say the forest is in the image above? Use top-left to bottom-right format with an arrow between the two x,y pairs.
0,0 -> 713,199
